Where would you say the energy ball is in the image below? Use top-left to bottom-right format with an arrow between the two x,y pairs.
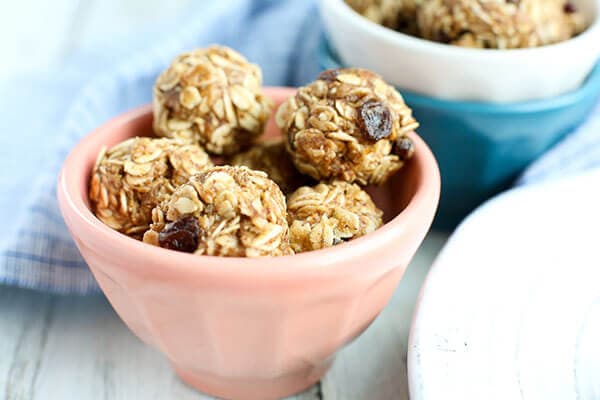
276,68 -> 418,186
153,46 -> 273,155
527,0 -> 586,45
417,0 -> 585,49
345,0 -> 420,34
89,137 -> 213,237
143,166 -> 293,257
287,181 -> 383,253
230,137 -> 313,194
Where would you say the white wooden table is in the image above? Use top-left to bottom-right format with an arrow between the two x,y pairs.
0,1 -> 448,398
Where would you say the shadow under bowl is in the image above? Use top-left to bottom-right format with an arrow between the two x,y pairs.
57,87 -> 440,400
319,37 -> 600,230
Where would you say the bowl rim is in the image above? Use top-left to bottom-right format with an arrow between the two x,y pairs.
324,0 -> 600,59
319,35 -> 600,112
57,87 -> 441,279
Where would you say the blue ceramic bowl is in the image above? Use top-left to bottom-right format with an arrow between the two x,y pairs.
318,37 -> 600,230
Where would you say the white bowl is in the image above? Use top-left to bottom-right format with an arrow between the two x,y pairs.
320,0 -> 600,103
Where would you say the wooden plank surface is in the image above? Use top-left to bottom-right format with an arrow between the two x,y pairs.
0,286 -> 322,400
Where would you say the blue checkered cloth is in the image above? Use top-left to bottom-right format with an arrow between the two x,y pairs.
0,0 -> 598,294
0,0 -> 322,294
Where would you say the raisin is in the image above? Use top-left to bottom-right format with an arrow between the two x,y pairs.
436,31 -> 452,44
318,69 -> 340,82
358,100 -> 393,141
395,20 -> 409,32
564,2 -> 577,13
158,215 -> 200,253
394,137 -> 415,161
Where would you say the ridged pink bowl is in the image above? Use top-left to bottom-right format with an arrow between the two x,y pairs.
57,87 -> 440,400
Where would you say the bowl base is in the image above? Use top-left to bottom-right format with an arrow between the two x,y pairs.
174,362 -> 331,400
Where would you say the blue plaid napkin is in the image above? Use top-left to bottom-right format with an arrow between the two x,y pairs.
1,0 -> 598,294
1,0 -> 321,294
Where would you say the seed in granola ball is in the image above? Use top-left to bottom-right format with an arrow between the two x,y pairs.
158,216 -> 201,253
230,137 -> 313,194
89,137 -> 213,238
358,100 -> 393,141
143,166 -> 293,257
153,46 -> 273,155
276,68 -> 418,185
287,181 -> 383,253
417,0 -> 586,49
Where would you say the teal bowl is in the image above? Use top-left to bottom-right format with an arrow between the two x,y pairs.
318,38 -> 600,230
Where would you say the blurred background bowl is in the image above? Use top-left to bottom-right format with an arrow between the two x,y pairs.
320,0 -> 600,103
319,39 -> 600,229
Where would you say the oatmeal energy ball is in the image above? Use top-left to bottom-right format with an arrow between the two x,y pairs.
287,181 -> 383,253
230,137 -> 312,194
276,68 -> 418,186
345,0 -> 421,34
153,46 -> 273,155
143,166 -> 293,257
89,137 -> 213,237
417,0 -> 585,49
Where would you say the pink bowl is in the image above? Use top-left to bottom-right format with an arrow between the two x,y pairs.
57,87 -> 440,400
